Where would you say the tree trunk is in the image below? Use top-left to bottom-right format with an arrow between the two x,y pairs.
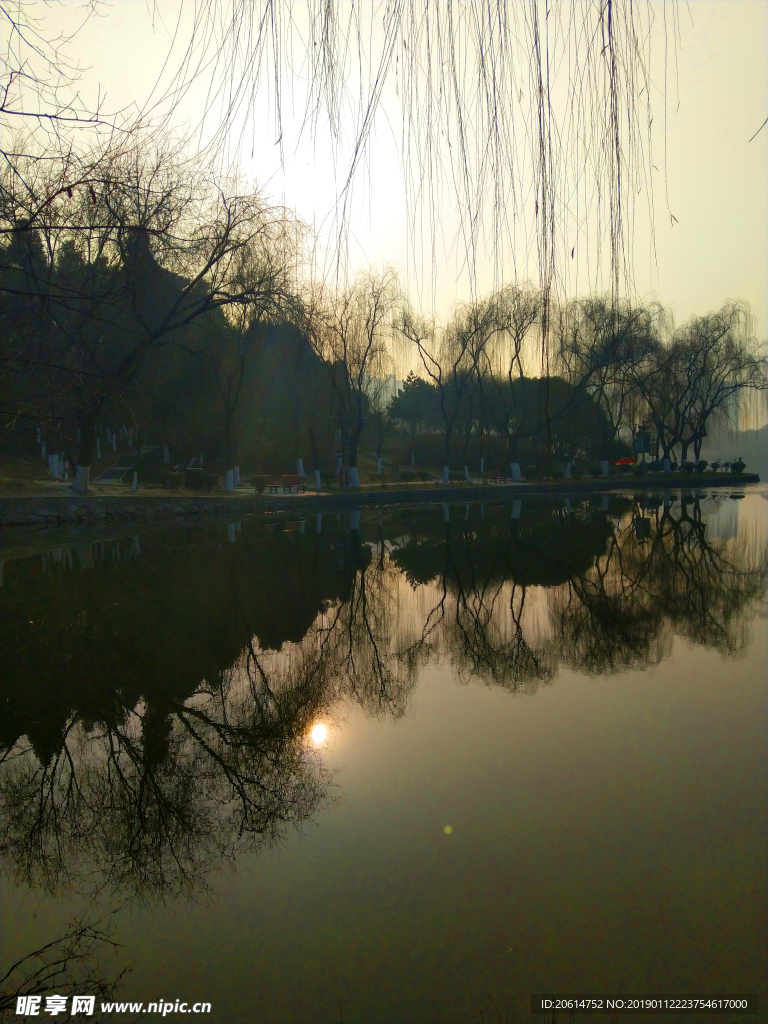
462,412 -> 473,467
348,429 -> 362,487
442,423 -> 453,484
224,409 -> 236,481
309,428 -> 322,491
73,464 -> 90,492
600,422 -> 610,460
309,428 -> 319,470
73,408 -> 98,493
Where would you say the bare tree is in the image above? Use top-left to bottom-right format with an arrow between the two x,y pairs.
630,302 -> 766,464
366,372 -> 394,475
397,292 -> 507,483
554,296 -> 668,458
673,302 -> 766,461
307,267 -> 399,487
0,145 -> 303,489
0,3 -> 126,155
481,284 -> 541,467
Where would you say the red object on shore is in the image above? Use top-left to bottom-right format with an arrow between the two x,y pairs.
615,457 -> 635,465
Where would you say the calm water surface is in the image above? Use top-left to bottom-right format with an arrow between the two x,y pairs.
2,490 -> 766,1023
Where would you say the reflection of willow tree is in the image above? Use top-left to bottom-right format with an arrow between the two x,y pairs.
549,499 -> 768,674
388,499 -> 768,685
1,655 -> 329,902
391,504 -> 615,692
316,515 -> 421,719
0,523 -> 348,902
0,522 -> 354,763
3,502 -> 766,904
0,517 -> 420,903
446,572 -> 555,693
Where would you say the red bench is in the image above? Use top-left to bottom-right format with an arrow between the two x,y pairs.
487,469 -> 510,483
280,474 -> 307,492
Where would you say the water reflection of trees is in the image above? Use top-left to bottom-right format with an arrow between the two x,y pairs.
1,654 -> 329,901
388,496 -> 766,684
0,517 -> 419,903
326,552 -> 415,718
0,914 -> 128,1014
390,502 -> 615,690
550,498 -> 767,673
1,498 -> 766,906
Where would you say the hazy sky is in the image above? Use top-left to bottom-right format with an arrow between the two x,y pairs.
45,1 -> 768,335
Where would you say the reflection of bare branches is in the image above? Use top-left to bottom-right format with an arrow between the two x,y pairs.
550,500 -> 768,674
397,578 -> 447,681
325,552 -> 417,720
3,502 -> 766,914
0,520 -> 419,908
0,913 -> 128,1016
448,579 -> 556,693
1,662 -> 329,903
437,523 -> 556,693
386,500 -> 766,686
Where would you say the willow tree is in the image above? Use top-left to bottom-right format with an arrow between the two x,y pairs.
397,293 -> 509,483
307,267 -> 399,487
1,3 -> 684,465
165,1 -> 677,323
481,284 -> 541,466
634,302 -> 767,463
554,296 -> 670,456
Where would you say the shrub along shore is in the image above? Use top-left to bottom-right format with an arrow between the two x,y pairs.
0,474 -> 759,528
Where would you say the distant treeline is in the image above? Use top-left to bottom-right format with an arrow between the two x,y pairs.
1,146 -> 765,488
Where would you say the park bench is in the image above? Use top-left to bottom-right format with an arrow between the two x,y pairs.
280,474 -> 307,492
487,469 -> 510,483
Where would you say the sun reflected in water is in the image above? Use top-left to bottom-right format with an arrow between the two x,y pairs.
310,723 -> 328,746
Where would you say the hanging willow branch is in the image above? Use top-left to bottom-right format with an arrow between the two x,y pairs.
154,2 -> 679,319
0,0 -> 683,375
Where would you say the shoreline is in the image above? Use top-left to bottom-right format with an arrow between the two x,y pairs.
0,473 -> 759,528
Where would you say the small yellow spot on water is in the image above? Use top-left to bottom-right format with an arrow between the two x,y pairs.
444,825 -> 453,834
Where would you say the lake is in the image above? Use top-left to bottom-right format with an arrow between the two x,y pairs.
1,489 -> 766,1024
